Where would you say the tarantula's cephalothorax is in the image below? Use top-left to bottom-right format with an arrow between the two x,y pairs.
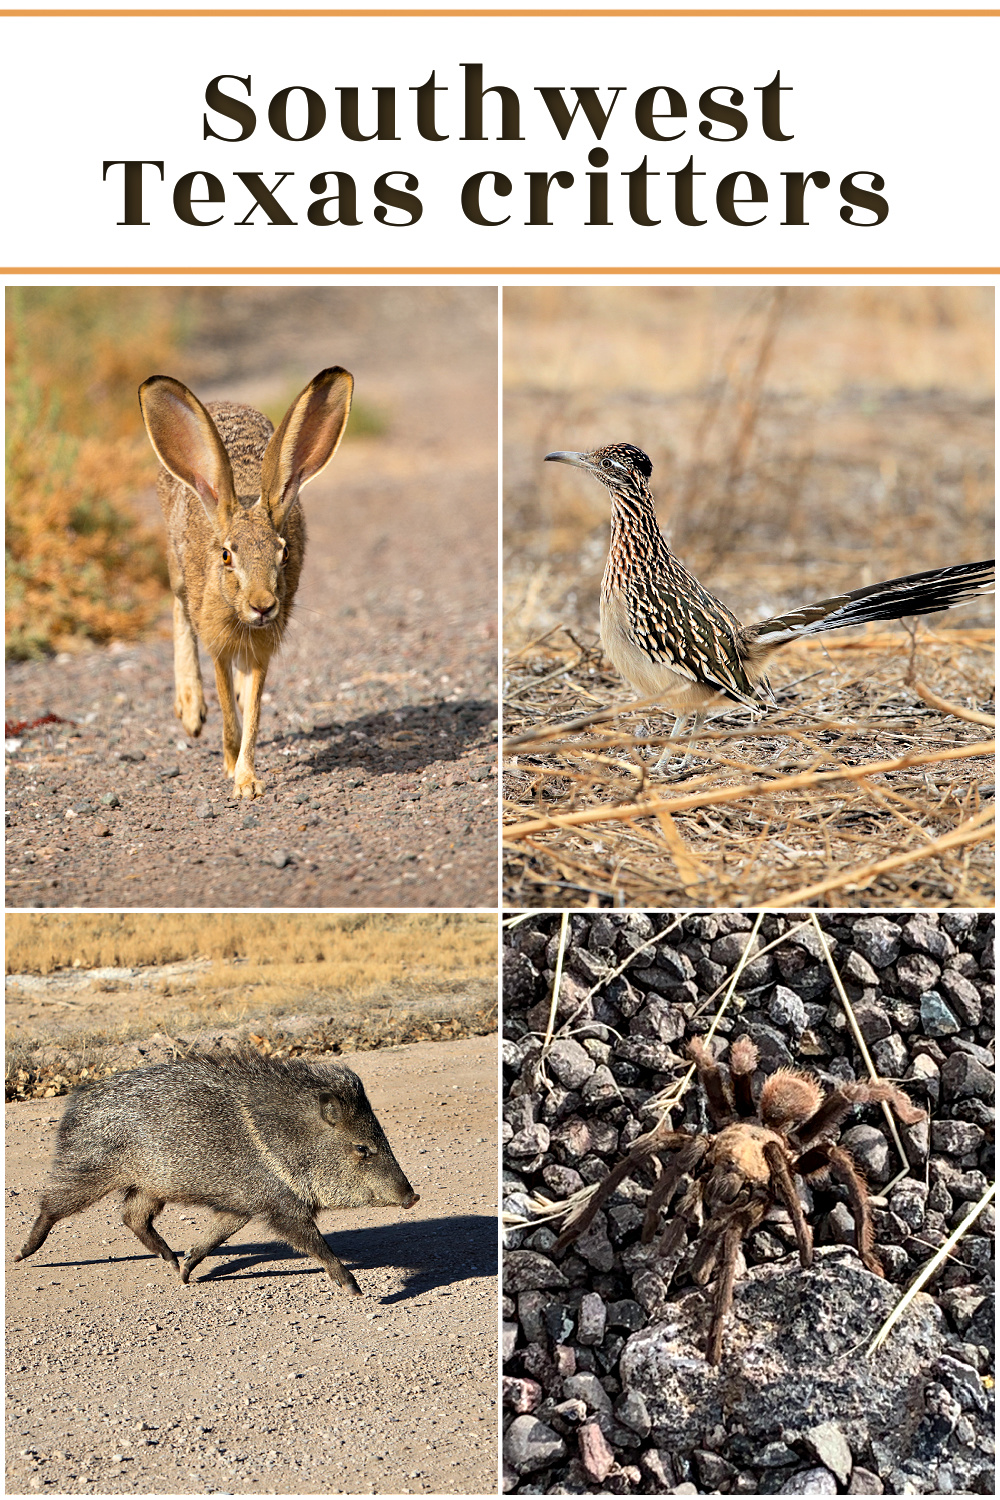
553,1036 -> 925,1364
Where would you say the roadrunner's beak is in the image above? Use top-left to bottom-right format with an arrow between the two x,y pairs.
544,450 -> 595,471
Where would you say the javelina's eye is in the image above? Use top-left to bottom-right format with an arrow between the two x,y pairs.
353,1143 -> 373,1160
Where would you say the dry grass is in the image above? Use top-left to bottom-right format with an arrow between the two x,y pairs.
503,288 -> 995,909
5,289 -> 181,659
5,912 -> 497,1053
6,910 -> 495,978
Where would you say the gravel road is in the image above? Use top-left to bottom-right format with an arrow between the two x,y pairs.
5,288 -> 498,909
6,1034 -> 499,1497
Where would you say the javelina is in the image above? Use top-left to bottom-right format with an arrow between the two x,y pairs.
14,1051 -> 418,1294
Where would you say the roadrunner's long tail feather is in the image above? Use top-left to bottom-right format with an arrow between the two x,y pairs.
747,558 -> 996,650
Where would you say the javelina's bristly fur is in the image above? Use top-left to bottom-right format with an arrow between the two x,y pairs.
15,1050 -> 418,1294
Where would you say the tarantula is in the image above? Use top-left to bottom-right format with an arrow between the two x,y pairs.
553,1036 -> 925,1363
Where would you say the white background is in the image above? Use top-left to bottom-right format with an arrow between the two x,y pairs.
2,11 -> 998,271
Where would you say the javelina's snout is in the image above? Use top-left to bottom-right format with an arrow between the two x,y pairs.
16,1050 -> 420,1295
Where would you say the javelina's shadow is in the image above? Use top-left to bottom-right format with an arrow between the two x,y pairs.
195,1211 -> 497,1301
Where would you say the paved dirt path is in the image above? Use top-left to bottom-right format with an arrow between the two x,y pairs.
5,289 -> 498,909
6,1035 -> 498,1496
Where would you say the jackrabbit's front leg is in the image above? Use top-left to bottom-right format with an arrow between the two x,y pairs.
213,657 -> 246,787
172,597 -> 207,736
231,662 -> 269,799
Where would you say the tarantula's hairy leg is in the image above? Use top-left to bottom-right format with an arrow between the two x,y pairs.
640,1136 -> 708,1244
763,1140 -> 813,1268
703,1201 -> 768,1365
729,1035 -> 759,1119
552,1123 -> 690,1253
687,1037 -> 736,1127
797,1140 -> 884,1275
654,1176 -> 705,1272
793,1078 -> 924,1150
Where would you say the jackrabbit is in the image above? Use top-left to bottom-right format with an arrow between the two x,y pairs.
139,368 -> 353,799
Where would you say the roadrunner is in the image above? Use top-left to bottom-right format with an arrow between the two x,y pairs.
545,443 -> 995,772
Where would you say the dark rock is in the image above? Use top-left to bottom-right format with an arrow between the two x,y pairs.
931,1120 -> 986,1156
503,1250 -> 569,1294
606,1299 -> 645,1332
694,1450 -> 737,1490
840,1125 -> 891,1186
581,1065 -> 620,1106
902,915 -> 956,962
769,985 -> 809,1033
896,952 -> 942,997
777,1468 -> 837,1494
888,1179 -> 928,1231
503,1415 -> 567,1474
852,999 -> 892,1044
919,991 -> 960,1037
851,917 -> 902,968
846,1467 -> 884,1494
547,1038 -> 596,1089
508,1123 -> 551,1157
935,1355 -> 988,1413
842,950 -> 880,988
938,970 -> 983,1027
577,1292 -> 606,1346
941,1053 -> 995,1102
757,1442 -> 799,1467
870,1032 -> 909,1078
562,1372 -> 612,1414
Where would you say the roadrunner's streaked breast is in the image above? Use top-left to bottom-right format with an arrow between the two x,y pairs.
545,442 -> 995,770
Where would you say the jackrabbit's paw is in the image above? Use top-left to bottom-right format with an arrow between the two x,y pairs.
175,691 -> 207,737
232,770 -> 265,800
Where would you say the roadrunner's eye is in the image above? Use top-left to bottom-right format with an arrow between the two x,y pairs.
601,458 -> 614,470
221,547 -> 232,565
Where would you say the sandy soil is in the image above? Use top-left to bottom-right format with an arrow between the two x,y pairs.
6,1034 -> 499,1497
5,288 -> 499,909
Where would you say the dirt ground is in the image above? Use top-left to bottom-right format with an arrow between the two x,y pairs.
6,1033 -> 499,1497
5,288 -> 499,909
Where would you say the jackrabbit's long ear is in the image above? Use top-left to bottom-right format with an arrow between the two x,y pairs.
261,367 -> 353,530
139,375 -> 237,530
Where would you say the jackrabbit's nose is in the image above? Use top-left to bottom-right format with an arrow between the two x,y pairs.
251,599 -> 278,622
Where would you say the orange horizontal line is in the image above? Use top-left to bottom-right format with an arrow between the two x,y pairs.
3,265 -> 999,276
1,7 -> 997,14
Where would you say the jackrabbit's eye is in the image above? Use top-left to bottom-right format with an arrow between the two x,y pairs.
221,547 -> 232,566
281,544 -> 289,563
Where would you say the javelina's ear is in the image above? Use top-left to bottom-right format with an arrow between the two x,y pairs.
318,1092 -> 344,1127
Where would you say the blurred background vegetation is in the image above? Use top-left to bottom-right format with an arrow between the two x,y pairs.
504,287 -> 994,646
5,288 -> 389,661
5,289 -> 178,661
